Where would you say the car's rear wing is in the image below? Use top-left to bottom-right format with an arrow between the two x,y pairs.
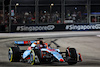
14,41 -> 35,46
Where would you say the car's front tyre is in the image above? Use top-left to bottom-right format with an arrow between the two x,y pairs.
28,50 -> 35,65
8,47 -> 21,62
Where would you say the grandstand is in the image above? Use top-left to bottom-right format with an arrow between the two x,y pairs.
0,0 -> 100,32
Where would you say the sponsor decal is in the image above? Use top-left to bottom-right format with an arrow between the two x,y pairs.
16,25 -> 55,31
48,49 -> 55,51
66,24 -> 100,30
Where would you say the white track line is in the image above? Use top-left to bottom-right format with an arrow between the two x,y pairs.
97,35 -> 100,37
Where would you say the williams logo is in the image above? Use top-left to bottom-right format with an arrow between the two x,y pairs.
16,25 -> 55,31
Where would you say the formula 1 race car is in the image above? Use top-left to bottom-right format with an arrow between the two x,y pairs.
8,38 -> 82,65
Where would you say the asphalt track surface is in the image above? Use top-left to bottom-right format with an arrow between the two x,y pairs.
0,31 -> 100,67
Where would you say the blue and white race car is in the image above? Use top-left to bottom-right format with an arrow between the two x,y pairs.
8,38 -> 82,65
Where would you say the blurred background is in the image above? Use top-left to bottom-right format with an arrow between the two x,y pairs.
0,0 -> 100,32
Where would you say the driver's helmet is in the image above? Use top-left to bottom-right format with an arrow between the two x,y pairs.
37,40 -> 43,45
36,40 -> 44,48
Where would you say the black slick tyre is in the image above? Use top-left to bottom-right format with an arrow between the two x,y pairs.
28,50 -> 35,65
67,48 -> 77,65
8,47 -> 21,62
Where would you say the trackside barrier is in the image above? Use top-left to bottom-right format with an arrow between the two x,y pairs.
11,23 -> 100,32
0,25 -> 6,32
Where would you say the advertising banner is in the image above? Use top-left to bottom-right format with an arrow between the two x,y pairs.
11,24 -> 100,32
11,25 -> 56,32
65,24 -> 100,31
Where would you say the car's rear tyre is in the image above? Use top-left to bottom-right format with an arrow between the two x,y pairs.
8,47 -> 21,62
67,48 -> 77,65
